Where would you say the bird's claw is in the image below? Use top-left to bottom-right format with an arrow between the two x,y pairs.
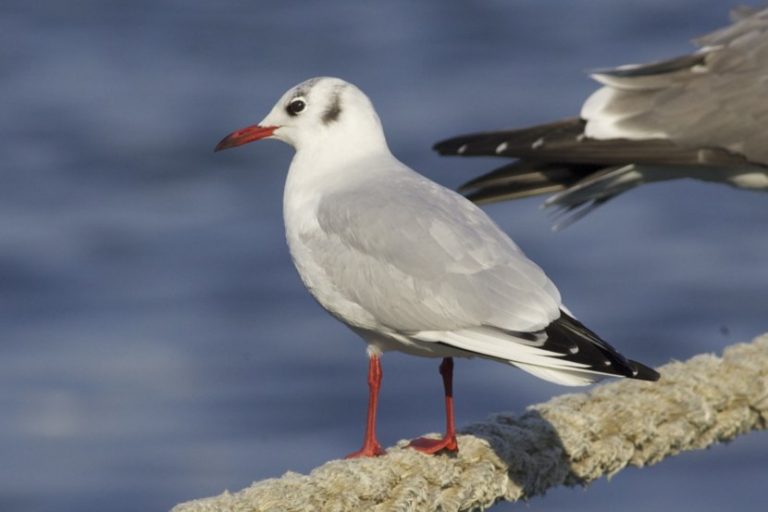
408,434 -> 458,454
345,442 -> 386,459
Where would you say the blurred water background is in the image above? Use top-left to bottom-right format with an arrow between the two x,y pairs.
2,1 -> 767,511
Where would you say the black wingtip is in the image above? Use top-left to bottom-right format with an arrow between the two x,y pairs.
547,311 -> 661,382
432,136 -> 467,155
628,360 -> 661,382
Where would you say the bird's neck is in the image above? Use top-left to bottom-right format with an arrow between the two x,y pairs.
289,131 -> 392,184
283,138 -> 395,234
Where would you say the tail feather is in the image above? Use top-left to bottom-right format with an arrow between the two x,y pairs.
543,165 -> 641,207
460,161 -> 598,204
458,161 -> 633,226
541,164 -> 644,229
547,196 -> 615,232
417,311 -> 659,387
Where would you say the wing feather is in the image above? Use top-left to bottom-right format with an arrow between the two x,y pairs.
309,166 -> 561,334
583,8 -> 768,164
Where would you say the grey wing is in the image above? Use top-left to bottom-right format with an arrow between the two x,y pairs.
582,7 -> 768,164
309,170 -> 561,335
431,7 -> 768,227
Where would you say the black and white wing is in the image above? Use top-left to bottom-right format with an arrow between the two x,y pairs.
435,7 -> 768,228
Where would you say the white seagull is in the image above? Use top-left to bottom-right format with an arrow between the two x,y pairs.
215,77 -> 658,458
435,6 -> 768,229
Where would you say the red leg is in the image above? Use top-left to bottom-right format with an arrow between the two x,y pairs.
409,357 -> 459,454
345,354 -> 386,458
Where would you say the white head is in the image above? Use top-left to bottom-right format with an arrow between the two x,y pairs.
215,77 -> 388,154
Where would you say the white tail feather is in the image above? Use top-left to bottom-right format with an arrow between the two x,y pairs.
512,362 -> 605,386
415,326 -> 633,386
416,327 -> 589,370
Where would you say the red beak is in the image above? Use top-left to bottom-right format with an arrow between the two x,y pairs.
214,125 -> 278,152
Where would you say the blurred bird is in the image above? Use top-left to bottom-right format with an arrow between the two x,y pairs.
215,77 -> 659,458
435,6 -> 768,229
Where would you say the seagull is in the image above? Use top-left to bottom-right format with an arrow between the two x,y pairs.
434,6 -> 768,229
214,77 -> 659,458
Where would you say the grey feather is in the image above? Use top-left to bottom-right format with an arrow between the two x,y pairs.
308,165 -> 561,334
434,7 -> 768,226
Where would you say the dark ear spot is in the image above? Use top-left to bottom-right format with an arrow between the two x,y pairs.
322,91 -> 342,125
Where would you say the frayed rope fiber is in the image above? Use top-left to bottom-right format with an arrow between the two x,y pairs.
173,335 -> 768,512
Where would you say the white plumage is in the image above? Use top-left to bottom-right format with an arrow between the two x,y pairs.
215,77 -> 657,456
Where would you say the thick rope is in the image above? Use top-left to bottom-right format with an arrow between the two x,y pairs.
173,334 -> 768,512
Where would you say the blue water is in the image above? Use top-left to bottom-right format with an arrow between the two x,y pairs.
2,1 -> 766,511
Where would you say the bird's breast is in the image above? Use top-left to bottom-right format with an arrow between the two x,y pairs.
283,173 -> 323,287
282,168 -> 381,332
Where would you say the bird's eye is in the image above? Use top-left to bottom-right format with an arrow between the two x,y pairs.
287,98 -> 306,116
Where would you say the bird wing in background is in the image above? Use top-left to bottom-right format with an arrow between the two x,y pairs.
434,7 -> 768,229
